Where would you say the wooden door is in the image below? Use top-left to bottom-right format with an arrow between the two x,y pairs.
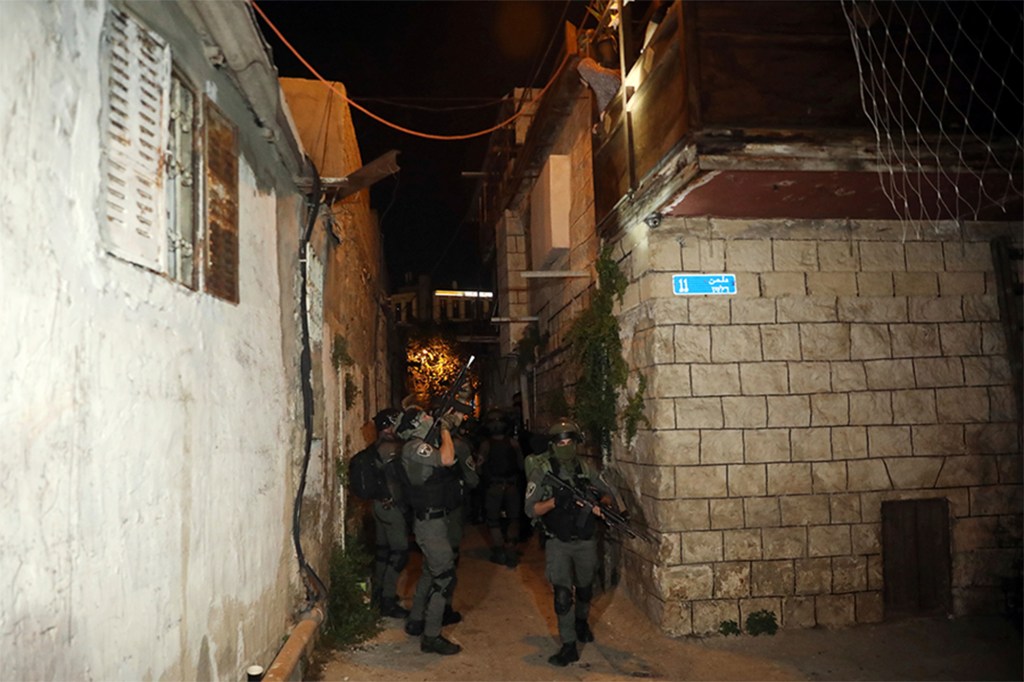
881,498 -> 952,617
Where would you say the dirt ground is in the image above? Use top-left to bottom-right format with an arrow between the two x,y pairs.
312,523 -> 1022,682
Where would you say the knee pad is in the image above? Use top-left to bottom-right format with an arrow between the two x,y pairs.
575,584 -> 593,605
553,585 -> 573,615
388,549 -> 409,571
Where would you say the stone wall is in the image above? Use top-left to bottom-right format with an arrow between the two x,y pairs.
614,216 -> 1023,634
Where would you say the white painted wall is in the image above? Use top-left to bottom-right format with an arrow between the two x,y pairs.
1,2 -> 299,679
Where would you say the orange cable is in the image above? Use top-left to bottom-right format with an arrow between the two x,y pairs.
250,0 -> 573,142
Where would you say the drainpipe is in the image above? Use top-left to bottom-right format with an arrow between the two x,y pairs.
262,604 -> 325,682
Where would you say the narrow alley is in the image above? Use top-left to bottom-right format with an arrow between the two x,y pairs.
313,526 -> 1022,682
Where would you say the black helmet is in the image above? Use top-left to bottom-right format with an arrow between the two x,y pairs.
548,418 -> 582,444
373,408 -> 401,432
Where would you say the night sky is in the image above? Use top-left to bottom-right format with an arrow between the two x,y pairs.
257,1 -> 589,291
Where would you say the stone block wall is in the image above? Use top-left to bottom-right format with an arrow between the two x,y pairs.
614,216 -> 1023,634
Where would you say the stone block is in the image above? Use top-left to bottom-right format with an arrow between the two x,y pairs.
893,272 -> 939,296
740,362 -> 789,395
779,297 -> 838,323
674,325 -> 711,362
780,495 -> 830,526
939,272 -> 985,296
791,427 -> 833,461
963,294 -> 1000,322
838,297 -> 908,323
818,241 -> 859,271
761,325 -> 802,360
692,599 -> 740,635
650,237 -> 683,271
832,556 -> 868,592
852,522 -> 882,554
952,516 -> 1000,552
648,398 -> 677,430
966,423 -> 1020,455
745,497 -> 781,527
767,395 -> 811,427
723,528 -> 763,560
681,530 -> 724,563
811,461 -> 848,493
727,240 -> 774,272
829,493 -> 862,523
867,553 -> 884,589
710,498 -> 745,529
808,525 -> 852,556
832,362 -> 868,391
989,386 -> 1018,421
905,241 -> 944,272
762,272 -> 807,297
964,355 -> 1013,386
712,325 -> 763,362
763,527 -> 807,559
811,394 -> 850,426
675,397 -> 723,429
982,322 -> 1007,354
914,357 -> 964,387
885,457 -> 943,488
857,272 -> 894,296
936,455 -> 1000,487
943,240 -> 991,271
774,240 -> 819,271
676,464 -> 728,499
891,389 -> 938,424
731,298 -> 776,324
864,359 -> 915,389
655,498 -> 711,531
850,323 -> 892,359
659,563 -> 714,601
833,426 -> 869,459
912,424 -> 966,455
795,557 -> 832,594
636,463 -> 677,498
790,362 -> 831,393
652,429 -> 701,465
728,463 -> 768,497
767,462 -> 813,495
939,322 -> 982,355
890,323 -> 941,357
816,594 -> 857,627
751,560 -> 795,596
800,323 -> 851,360
650,325 -> 677,364
700,429 -> 744,464
645,297 -> 690,326
722,396 -> 768,428
744,428 -> 791,463
847,459 -> 893,491
855,591 -> 884,623
808,272 -> 857,296
649,364 -> 692,398
691,363 -> 742,396
783,596 -> 817,628
715,562 -> 752,598
689,299 -> 731,324
859,241 -> 906,271
909,296 -> 965,323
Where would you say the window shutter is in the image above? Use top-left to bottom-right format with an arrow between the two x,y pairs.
102,10 -> 171,272
203,99 -> 239,304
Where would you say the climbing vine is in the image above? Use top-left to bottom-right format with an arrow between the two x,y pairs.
566,245 -> 629,456
623,374 -> 651,441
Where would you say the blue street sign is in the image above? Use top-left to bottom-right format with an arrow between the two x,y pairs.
672,273 -> 737,296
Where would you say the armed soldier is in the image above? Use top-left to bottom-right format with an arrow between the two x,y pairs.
369,408 -> 410,618
524,418 -> 616,667
478,409 -> 524,567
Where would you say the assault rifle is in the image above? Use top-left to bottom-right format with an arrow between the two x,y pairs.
542,471 -> 658,544
422,355 -> 475,447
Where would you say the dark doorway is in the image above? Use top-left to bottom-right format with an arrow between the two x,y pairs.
882,498 -> 952,617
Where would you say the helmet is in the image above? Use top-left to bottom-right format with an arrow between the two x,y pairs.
396,406 -> 431,440
548,418 -> 582,444
373,408 -> 401,433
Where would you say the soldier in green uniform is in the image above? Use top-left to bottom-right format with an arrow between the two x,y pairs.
478,409 -> 524,567
396,405 -> 464,656
369,408 -> 410,618
524,419 -> 615,667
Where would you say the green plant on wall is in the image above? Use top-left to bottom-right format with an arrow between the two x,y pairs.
320,539 -> 381,648
566,245 -> 629,456
332,333 -> 354,371
623,374 -> 651,441
344,374 -> 360,409
745,609 -> 778,636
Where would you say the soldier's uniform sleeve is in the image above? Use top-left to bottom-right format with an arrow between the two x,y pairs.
402,437 -> 443,476
523,453 -> 551,520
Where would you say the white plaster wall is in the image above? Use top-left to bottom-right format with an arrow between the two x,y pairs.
1,2 -> 296,679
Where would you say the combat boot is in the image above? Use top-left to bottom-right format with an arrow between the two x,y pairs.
503,545 -> 519,568
575,619 -> 594,642
421,635 -> 461,655
442,605 -> 462,625
381,597 -> 409,619
547,642 -> 579,666
404,619 -> 424,636
489,547 -> 506,565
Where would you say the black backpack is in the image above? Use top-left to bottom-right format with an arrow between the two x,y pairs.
348,446 -> 387,500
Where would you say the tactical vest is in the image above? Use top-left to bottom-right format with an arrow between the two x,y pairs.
405,458 -> 463,514
541,456 -> 598,542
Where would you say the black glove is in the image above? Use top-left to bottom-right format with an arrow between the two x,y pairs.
554,486 -> 575,510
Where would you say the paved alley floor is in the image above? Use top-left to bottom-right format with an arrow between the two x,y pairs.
313,523 -> 1022,681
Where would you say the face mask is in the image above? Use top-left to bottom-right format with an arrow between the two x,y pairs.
552,442 -> 576,462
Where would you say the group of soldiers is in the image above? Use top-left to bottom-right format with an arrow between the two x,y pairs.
361,399 -> 617,666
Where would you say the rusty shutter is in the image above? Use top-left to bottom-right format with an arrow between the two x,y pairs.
203,98 -> 239,304
882,498 -> 952,617
102,10 -> 171,272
